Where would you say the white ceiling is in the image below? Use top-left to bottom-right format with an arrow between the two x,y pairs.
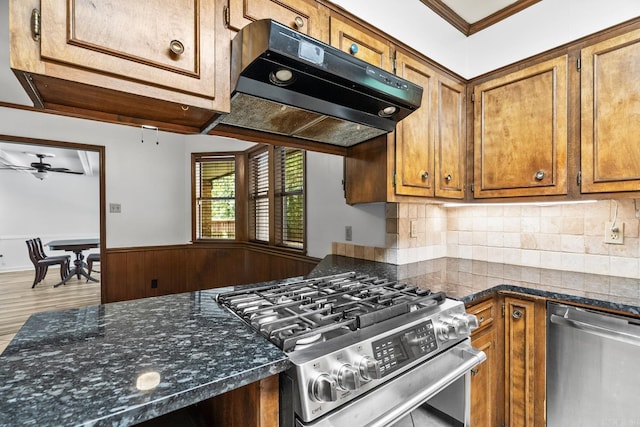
440,0 -> 521,23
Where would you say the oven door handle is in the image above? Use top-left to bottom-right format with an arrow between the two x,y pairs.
367,342 -> 486,427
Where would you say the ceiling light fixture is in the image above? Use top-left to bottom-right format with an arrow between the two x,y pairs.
442,200 -> 598,208
269,68 -> 295,86
32,170 -> 48,180
378,106 -> 398,117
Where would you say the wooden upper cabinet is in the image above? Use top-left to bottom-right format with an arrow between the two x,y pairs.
435,74 -> 466,199
10,0 -> 229,132
329,14 -> 392,71
395,51 -> 465,199
581,28 -> 640,193
473,55 -> 568,198
395,50 -> 436,197
227,0 -> 329,43
40,0 -> 215,99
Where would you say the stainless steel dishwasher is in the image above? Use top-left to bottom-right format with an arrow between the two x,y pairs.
547,302 -> 640,427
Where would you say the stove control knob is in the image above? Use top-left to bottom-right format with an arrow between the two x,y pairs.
358,356 -> 382,381
435,318 -> 456,341
451,313 -> 479,337
337,364 -> 361,391
310,373 -> 338,402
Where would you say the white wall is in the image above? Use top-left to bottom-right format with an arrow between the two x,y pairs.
306,151 -> 385,257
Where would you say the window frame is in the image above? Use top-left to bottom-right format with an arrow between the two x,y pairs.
246,145 -> 307,253
191,152 -> 244,242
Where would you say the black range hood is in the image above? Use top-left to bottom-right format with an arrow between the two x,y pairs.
214,19 -> 423,147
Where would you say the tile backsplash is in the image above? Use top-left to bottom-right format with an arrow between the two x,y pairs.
332,199 -> 640,279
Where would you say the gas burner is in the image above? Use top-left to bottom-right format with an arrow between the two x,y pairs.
215,272 -> 447,352
293,333 -> 324,351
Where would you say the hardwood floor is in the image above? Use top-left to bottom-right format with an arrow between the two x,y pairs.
0,268 -> 101,354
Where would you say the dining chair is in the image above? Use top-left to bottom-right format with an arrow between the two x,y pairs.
26,239 -> 71,288
86,252 -> 100,279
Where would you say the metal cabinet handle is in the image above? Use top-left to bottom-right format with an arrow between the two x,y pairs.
421,171 -> 429,180
512,309 -> 522,319
350,43 -> 359,54
478,315 -> 485,323
471,368 -> 479,376
293,16 -> 304,29
169,39 -> 185,55
535,170 -> 545,181
444,174 -> 452,183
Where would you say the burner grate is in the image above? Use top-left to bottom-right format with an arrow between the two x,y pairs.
216,272 -> 446,352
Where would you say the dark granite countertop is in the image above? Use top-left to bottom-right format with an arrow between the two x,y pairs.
312,255 -> 640,317
2,255 -> 639,427
0,291 -> 290,427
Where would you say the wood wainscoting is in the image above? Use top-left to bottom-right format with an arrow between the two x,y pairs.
103,243 -> 320,303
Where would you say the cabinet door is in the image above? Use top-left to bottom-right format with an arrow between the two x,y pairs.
395,50 -> 435,197
329,15 -> 392,71
471,328 -> 497,427
473,56 -> 568,198
40,0 -> 220,101
503,297 -> 536,427
228,0 -> 329,42
581,28 -> 640,193
435,75 -> 466,199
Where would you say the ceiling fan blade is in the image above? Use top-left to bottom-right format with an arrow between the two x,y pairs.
0,165 -> 35,171
49,168 -> 84,175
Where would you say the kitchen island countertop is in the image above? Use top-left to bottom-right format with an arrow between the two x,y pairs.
0,290 -> 290,426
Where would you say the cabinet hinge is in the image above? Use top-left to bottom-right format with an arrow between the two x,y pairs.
471,92 -> 475,103
470,182 -> 474,193
30,8 -> 41,42
392,172 -> 396,187
502,303 -> 505,317
577,57 -> 581,71
577,171 -> 582,186
393,57 -> 397,74
223,5 -> 230,27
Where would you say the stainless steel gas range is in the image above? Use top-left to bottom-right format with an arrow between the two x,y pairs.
216,272 -> 486,427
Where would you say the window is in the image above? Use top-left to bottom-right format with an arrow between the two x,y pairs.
248,146 -> 306,250
249,150 -> 270,243
194,155 -> 236,240
275,147 -> 305,249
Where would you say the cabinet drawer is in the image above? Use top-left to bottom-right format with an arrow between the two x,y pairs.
228,0 -> 329,42
468,299 -> 495,335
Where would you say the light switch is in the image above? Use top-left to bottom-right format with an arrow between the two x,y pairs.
109,203 -> 122,214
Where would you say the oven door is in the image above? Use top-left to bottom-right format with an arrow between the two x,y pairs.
297,339 -> 485,427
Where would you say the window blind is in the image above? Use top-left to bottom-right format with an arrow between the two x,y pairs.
249,149 -> 269,242
195,155 -> 236,240
274,147 -> 305,249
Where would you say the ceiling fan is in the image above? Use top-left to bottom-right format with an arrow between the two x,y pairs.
0,152 -> 84,180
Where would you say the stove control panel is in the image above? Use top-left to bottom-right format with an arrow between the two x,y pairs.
291,298 -> 477,422
372,320 -> 438,377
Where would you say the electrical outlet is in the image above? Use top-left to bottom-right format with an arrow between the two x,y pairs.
410,220 -> 418,238
345,226 -> 352,242
109,203 -> 121,214
604,221 -> 624,244
151,279 -> 158,288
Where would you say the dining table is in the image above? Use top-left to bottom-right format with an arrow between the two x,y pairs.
47,238 -> 100,286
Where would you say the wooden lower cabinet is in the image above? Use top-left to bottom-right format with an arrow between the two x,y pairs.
197,376 -> 279,427
468,294 -> 546,427
468,298 -> 502,427
471,327 -> 498,427
503,296 -> 546,427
